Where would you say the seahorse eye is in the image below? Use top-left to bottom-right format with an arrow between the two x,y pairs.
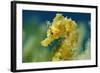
51,31 -> 53,35
49,27 -> 53,35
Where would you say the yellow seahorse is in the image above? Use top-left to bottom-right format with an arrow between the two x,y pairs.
41,13 -> 79,61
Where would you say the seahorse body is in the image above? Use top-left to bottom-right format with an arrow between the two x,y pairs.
41,13 -> 79,61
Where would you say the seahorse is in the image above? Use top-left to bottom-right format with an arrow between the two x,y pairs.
41,13 -> 79,61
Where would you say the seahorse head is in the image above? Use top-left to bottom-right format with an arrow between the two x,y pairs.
41,14 -> 65,47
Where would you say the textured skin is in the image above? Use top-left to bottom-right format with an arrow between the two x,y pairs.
41,14 -> 79,61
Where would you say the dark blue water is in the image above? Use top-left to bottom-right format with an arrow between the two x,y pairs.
23,10 -> 90,26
